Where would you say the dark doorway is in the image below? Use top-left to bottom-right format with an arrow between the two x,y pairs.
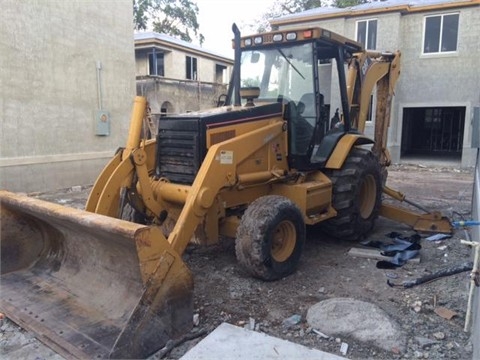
401,106 -> 465,158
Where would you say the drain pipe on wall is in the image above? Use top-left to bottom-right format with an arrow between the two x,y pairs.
95,60 -> 110,136
96,60 -> 103,111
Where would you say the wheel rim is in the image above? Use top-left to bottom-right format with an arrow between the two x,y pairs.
271,220 -> 296,262
359,174 -> 376,219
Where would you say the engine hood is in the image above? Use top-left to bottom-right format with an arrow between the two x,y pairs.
165,102 -> 283,126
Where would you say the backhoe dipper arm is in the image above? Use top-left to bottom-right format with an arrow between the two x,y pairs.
380,185 -> 452,234
372,52 -> 401,166
167,121 -> 286,255
346,51 -> 401,166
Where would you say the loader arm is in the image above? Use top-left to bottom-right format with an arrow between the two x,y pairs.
86,96 -> 158,219
88,96 -> 288,256
85,96 -> 149,215
167,120 -> 286,255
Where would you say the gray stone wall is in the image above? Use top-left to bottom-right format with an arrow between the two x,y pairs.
0,0 -> 136,192
137,78 -> 228,115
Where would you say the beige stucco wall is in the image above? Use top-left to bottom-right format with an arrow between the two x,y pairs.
135,47 -> 231,84
0,0 -> 136,193
167,50 -> 223,81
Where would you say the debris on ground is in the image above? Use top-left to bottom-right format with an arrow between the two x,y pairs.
425,233 -> 452,241
387,261 -> 473,288
434,306 -> 458,320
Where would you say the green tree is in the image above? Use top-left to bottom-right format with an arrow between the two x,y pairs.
133,0 -> 204,45
133,0 -> 150,30
333,0 -> 369,8
276,0 -> 323,14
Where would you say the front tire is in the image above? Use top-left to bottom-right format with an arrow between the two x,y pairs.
322,148 -> 382,241
235,196 -> 305,281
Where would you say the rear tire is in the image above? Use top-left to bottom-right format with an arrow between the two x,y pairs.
322,148 -> 382,241
235,195 -> 305,281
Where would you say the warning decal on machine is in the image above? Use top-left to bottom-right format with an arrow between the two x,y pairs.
220,150 -> 233,164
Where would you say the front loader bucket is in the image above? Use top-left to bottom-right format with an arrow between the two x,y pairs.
0,190 -> 193,359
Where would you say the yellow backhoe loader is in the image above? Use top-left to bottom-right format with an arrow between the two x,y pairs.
0,25 -> 452,359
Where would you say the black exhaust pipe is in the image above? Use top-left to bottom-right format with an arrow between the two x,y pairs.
232,23 -> 241,106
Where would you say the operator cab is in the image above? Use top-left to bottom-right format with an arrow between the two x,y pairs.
228,26 -> 364,170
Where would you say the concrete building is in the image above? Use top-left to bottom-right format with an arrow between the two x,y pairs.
270,0 -> 480,167
0,0 -> 136,193
134,32 -> 234,119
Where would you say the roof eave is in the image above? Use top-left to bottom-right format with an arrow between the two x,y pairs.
134,39 -> 233,63
270,0 -> 480,26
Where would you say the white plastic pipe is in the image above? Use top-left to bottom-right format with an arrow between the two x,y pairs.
461,239 -> 480,332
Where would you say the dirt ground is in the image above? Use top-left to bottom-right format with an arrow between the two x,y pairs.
0,162 -> 476,360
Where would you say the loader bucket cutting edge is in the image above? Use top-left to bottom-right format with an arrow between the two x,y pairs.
0,190 -> 193,359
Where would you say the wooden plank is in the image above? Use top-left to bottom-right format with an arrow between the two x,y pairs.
347,247 -> 420,263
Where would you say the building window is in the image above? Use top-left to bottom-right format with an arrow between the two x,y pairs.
423,13 -> 459,54
356,19 -> 377,50
318,58 -> 332,65
186,56 -> 197,80
367,94 -> 374,122
148,52 -> 164,76
215,64 -> 227,83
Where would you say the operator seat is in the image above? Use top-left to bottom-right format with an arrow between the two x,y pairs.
290,94 -> 316,155
300,92 -> 329,137
298,93 -> 316,127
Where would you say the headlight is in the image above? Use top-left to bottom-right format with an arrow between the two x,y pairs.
273,33 -> 283,42
286,32 -> 297,41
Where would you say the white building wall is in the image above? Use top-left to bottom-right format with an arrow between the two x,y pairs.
0,0 -> 136,192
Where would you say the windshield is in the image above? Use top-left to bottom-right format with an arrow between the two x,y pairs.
240,43 -> 314,104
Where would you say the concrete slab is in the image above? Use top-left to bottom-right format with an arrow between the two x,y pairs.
180,322 -> 346,360
306,298 -> 406,353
